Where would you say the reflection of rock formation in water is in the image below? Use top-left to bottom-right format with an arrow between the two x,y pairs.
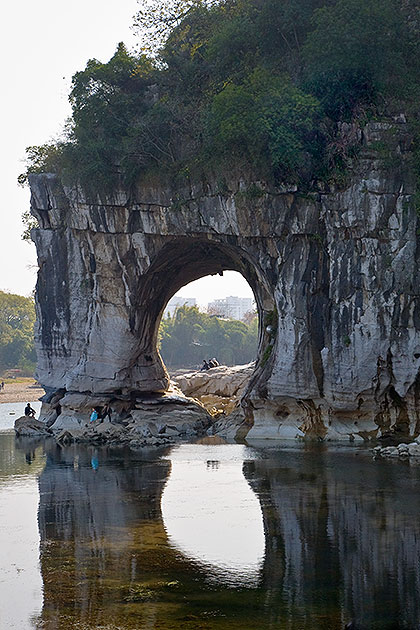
245,448 -> 420,628
38,444 -> 169,539
37,444 -> 265,629
36,442 -> 420,629
161,445 -> 265,587
37,443 -> 172,628
36,443 -> 268,629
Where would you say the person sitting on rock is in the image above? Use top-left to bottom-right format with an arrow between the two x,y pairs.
200,360 -> 210,371
211,357 -> 219,367
24,403 -> 36,417
208,358 -> 216,368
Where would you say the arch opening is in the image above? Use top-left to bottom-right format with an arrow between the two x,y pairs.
159,271 -> 258,369
127,238 -> 275,405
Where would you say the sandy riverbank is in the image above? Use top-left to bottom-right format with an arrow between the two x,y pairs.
0,380 -> 45,404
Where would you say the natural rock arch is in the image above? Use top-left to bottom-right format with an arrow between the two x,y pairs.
131,237 -> 274,392
29,118 -> 420,440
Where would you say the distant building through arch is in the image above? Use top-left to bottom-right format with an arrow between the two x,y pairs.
207,296 -> 255,321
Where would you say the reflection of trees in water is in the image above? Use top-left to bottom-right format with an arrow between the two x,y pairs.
35,442 -> 420,629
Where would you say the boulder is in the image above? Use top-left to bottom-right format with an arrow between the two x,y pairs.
408,443 -> 420,456
38,402 -> 59,427
209,408 -> 250,440
128,394 -> 212,437
55,430 -> 75,445
49,413 -> 88,434
14,416 -> 51,437
172,364 -> 254,427
172,364 -> 254,400
93,420 -> 126,437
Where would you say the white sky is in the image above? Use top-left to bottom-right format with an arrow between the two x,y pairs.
0,0 -> 252,304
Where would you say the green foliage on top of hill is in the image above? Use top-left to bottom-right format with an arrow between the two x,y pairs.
0,291 -> 36,375
20,0 -> 420,193
159,305 -> 258,367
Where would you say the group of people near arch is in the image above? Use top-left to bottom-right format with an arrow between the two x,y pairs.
200,358 -> 220,371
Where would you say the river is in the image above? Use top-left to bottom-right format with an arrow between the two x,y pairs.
0,403 -> 420,629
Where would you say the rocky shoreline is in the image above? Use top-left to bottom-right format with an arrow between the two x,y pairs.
172,363 -> 254,414
15,363 -> 420,454
14,365 -> 253,446
373,440 -> 420,460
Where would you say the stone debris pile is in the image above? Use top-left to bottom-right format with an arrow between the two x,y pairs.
373,440 -> 420,460
15,386 -> 212,448
14,365 -> 255,446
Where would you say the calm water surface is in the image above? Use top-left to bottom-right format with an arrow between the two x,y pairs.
1,405 -> 420,629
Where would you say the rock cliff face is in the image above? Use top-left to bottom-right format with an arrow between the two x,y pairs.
29,117 -> 420,440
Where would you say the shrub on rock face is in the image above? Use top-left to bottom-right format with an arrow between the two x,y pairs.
205,69 -> 320,181
302,0 -> 415,119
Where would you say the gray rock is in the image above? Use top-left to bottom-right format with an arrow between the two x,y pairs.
55,430 -> 75,445
14,416 -> 51,437
408,444 -> 420,456
380,447 -> 399,457
163,426 -> 180,437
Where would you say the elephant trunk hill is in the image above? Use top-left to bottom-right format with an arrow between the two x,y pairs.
29,117 -> 420,441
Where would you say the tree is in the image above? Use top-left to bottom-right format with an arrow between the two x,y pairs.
242,309 -> 257,326
159,305 -> 258,368
0,292 -> 36,374
19,0 -> 420,193
303,0 -> 411,119
133,0 -> 218,54
21,210 -> 39,242
206,68 -> 320,179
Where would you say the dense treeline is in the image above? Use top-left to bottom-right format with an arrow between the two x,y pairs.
159,305 -> 258,367
0,291 -> 36,375
20,0 -> 420,195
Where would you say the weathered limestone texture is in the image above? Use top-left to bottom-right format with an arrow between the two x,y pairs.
173,363 -> 254,412
29,118 -> 420,440
37,386 -> 212,446
172,364 -> 255,438
14,416 -> 52,437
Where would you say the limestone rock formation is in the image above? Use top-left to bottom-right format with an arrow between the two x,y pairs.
172,363 -> 254,413
171,363 -> 255,439
37,386 -> 212,446
29,117 -> 420,440
14,416 -> 51,437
